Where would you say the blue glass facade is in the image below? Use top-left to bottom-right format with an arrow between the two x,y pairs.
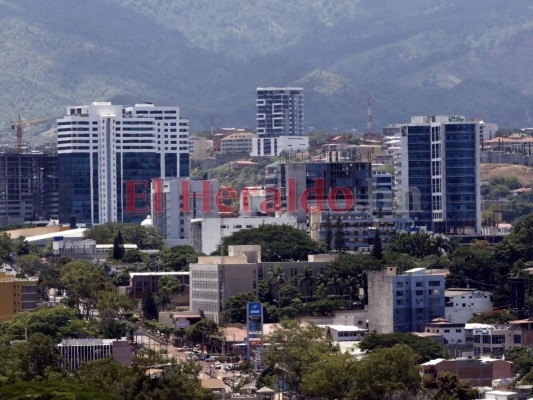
406,125 -> 432,229
441,123 -> 478,233
59,152 -> 190,225
58,153 -> 98,224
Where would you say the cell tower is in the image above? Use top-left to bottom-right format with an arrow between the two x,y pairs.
367,94 -> 373,134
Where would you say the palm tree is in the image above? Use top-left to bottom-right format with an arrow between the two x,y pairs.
297,266 -> 314,303
343,276 -> 360,308
328,272 -> 342,298
267,263 -> 286,305
314,273 -> 329,300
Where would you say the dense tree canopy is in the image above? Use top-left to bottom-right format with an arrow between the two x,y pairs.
359,333 -> 446,363
214,224 -> 327,261
84,222 -> 163,249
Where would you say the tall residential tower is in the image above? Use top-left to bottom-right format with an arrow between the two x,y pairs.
252,87 -> 308,156
57,102 -> 189,225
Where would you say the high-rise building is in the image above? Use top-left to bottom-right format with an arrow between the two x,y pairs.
57,102 -> 189,225
398,115 -> 480,234
0,148 -> 58,225
252,87 -> 308,156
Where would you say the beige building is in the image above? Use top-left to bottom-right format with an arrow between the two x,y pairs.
220,131 -> 257,155
0,268 -> 38,323
189,245 -> 335,322
189,136 -> 210,160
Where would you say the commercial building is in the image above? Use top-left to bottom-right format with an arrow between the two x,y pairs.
367,267 -> 445,333
189,245 -> 334,322
398,115 -> 481,234
57,102 -> 189,225
0,148 -> 58,225
265,158 -> 372,221
0,267 -> 38,323
151,178 -> 219,247
253,87 -> 306,156
189,136 -> 210,160
59,338 -> 132,371
127,271 -> 189,306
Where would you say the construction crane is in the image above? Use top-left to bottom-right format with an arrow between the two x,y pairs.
11,114 -> 49,153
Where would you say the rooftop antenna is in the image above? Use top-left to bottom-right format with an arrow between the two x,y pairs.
367,94 -> 373,134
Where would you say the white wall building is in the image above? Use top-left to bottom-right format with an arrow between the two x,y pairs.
251,135 -> 309,157
57,102 -> 189,224
445,289 -> 492,324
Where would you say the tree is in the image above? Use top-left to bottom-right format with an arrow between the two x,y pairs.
141,286 -> 158,320
184,319 -> 219,346
76,358 -> 139,399
386,232 -> 439,259
156,275 -> 183,310
297,266 -> 314,302
0,380 -> 121,400
262,320 -> 337,392
347,344 -> 422,400
359,333 -> 446,363
300,352 -> 357,400
215,224 -> 327,262
84,222 -> 163,249
266,263 -> 286,305
223,292 -> 259,324
159,245 -> 202,271
434,371 -> 479,400
112,231 -> 125,260
60,261 -> 111,319
16,254 -> 45,277
371,228 -> 383,259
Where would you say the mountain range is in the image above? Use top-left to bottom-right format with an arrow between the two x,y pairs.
0,0 -> 532,144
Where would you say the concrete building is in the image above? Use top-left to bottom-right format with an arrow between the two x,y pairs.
471,324 -> 524,356
251,135 -> 309,157
398,115 -> 481,234
220,131 -> 257,155
57,102 -> 189,225
367,267 -> 445,333
253,87 -> 306,156
189,245 -> 334,322
151,178 -> 219,247
0,267 -> 38,322
445,288 -> 493,324
421,357 -> 513,388
189,215 -> 298,255
59,338 -> 132,371
128,271 -> 189,306
0,148 -> 58,225
421,319 -> 468,350
318,325 -> 367,342
189,136 -> 210,160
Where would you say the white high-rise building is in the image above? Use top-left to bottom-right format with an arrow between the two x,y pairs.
57,102 -> 189,225
252,87 -> 307,156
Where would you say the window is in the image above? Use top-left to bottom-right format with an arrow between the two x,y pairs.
514,335 -> 521,344
492,335 -> 505,344
396,291 -> 403,297
482,335 -> 491,344
415,281 -> 423,287
415,290 -> 423,296
396,300 -> 403,306
429,280 -> 441,287
396,282 -> 403,288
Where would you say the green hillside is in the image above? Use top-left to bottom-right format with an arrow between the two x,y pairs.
0,0 -> 532,144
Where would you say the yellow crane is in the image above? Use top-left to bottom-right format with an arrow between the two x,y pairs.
11,114 -> 49,153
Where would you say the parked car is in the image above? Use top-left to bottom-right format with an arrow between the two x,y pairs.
214,362 -> 222,369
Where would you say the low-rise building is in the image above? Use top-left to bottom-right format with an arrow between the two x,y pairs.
189,245 -> 334,322
0,268 -> 38,323
421,357 -> 513,388
128,271 -> 189,306
59,338 -> 132,371
445,288 -> 492,324
471,324 -> 523,356
220,131 -> 257,155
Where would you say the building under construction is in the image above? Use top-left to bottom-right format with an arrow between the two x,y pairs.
0,147 -> 58,225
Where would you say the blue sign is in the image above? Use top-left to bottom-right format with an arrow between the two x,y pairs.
247,302 -> 262,317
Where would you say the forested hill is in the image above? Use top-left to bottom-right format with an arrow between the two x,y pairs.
0,0 -> 532,142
